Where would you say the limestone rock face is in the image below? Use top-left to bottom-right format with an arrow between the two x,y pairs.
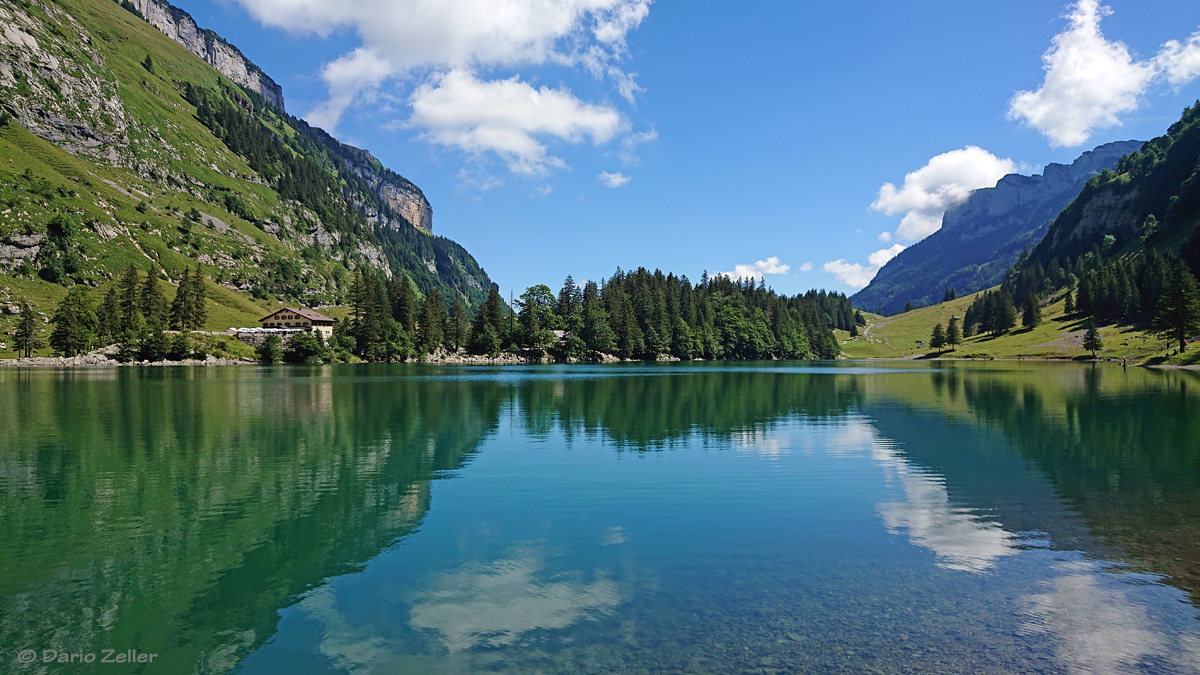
0,3 -> 129,161
128,0 -> 285,110
852,140 -> 1143,315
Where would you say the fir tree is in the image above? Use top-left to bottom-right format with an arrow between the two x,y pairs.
446,298 -> 470,352
946,316 -> 962,349
1022,295 -> 1042,329
1063,289 -> 1075,314
904,301 -> 914,313
187,266 -> 207,329
1083,323 -> 1103,358
849,323 -> 859,338
140,271 -> 168,325
117,265 -> 142,332
929,323 -> 946,350
98,286 -> 121,343
170,267 -> 192,330
417,290 -> 446,354
13,298 -> 42,358
579,281 -> 616,355
389,274 -> 417,338
50,286 -> 98,357
1154,261 -> 1200,352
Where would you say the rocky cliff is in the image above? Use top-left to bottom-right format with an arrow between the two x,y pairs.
128,0 -> 285,110
1031,102 -> 1200,267
0,2 -> 129,161
853,140 -> 1143,315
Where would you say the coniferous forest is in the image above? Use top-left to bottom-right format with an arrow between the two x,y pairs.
315,267 -> 852,363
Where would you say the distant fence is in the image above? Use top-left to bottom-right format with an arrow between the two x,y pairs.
228,327 -> 305,348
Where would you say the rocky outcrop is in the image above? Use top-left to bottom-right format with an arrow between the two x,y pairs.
127,0 -> 285,110
0,2 -> 129,161
853,140 -> 1143,315
316,132 -> 434,232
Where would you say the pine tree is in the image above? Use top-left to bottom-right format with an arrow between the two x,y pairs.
1064,289 -> 1075,314
468,286 -> 506,355
117,265 -> 142,332
930,323 -> 946,350
580,281 -> 616,355
188,266 -> 207,329
446,298 -> 470,351
946,316 -> 962,349
98,286 -> 121,343
170,267 -> 192,330
389,274 -> 417,338
1022,295 -> 1042,329
140,271 -> 168,325
1154,261 -> 1200,352
849,323 -> 859,337
50,286 -> 98,357
13,298 -> 42,358
854,310 -> 866,326
904,301 -> 914,313
1083,323 -> 1103,358
417,290 -> 446,354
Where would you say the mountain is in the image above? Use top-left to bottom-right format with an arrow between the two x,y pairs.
0,0 -> 491,317
1028,102 -> 1200,269
852,140 -> 1143,315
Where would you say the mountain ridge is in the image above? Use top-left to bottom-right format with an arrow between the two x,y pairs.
852,140 -> 1143,315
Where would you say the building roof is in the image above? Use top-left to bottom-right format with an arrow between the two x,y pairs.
260,307 -> 334,323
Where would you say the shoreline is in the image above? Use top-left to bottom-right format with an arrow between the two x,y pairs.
3,352 -> 1197,369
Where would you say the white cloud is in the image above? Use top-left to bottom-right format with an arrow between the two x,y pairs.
716,256 -> 791,282
872,147 -> 1017,242
1009,1 -> 1200,147
597,171 -> 631,188
1156,29 -> 1200,88
798,261 -> 813,273
409,70 -> 627,176
618,126 -> 657,166
823,244 -> 904,289
230,0 -> 654,174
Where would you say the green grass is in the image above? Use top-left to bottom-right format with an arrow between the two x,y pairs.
841,288 -> 1183,365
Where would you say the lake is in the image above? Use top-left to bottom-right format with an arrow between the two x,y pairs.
2,362 -> 1199,674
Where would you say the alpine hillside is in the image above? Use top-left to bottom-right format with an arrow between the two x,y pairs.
0,0 -> 492,333
853,140 -> 1142,315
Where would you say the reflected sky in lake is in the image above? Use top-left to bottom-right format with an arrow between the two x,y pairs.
2,362 -> 1200,674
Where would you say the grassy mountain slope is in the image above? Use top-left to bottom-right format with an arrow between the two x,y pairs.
838,289 -> 1187,365
0,0 -> 493,355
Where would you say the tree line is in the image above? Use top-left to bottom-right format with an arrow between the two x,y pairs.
295,268 -> 849,363
31,265 -> 210,360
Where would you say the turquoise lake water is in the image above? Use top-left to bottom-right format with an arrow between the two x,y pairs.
2,362 -> 1199,674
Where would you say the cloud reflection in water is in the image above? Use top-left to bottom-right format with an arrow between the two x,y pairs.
409,548 -> 620,651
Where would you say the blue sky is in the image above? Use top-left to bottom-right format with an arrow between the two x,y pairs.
180,0 -> 1200,297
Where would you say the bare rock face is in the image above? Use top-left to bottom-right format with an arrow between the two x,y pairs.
128,0 -> 285,110
0,2 -> 129,161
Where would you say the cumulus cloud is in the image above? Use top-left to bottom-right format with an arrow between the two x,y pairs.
798,261 -> 814,273
716,257 -> 791,282
597,171 -> 631,187
229,0 -> 654,174
823,245 -> 905,289
1009,1 -> 1200,147
1157,30 -> 1200,88
872,147 -> 1017,242
409,70 -> 627,176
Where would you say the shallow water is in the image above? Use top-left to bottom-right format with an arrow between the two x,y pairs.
2,361 -> 1199,674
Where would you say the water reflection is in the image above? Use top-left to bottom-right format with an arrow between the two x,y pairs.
0,363 -> 1198,674
409,548 -> 620,651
